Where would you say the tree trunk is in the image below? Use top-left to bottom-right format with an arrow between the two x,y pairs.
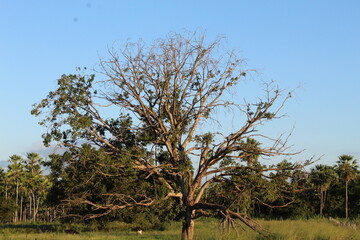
23,206 -> 27,222
45,208 -> 50,222
34,196 -> 40,221
5,184 -> 8,200
23,206 -> 26,222
32,192 -> 36,221
14,181 -> 19,222
345,181 -> 349,220
182,209 -> 195,240
320,189 -> 324,217
29,194 -> 32,221
324,190 -> 328,214
20,195 -> 23,222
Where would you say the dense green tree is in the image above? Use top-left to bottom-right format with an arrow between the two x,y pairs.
348,176 -> 360,217
337,155 -> 358,219
3,150 -> 360,224
45,143 -> 174,220
32,32 -> 304,240
254,160 -> 308,219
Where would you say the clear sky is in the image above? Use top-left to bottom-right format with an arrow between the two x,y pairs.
1,0 -> 360,167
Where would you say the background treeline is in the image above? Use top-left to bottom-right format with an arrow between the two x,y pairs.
0,148 -> 359,227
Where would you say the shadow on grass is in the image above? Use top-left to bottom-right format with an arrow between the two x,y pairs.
255,233 -> 285,240
0,223 -> 61,233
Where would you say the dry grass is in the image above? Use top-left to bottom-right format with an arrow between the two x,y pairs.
257,219 -> 358,240
0,218 -> 358,240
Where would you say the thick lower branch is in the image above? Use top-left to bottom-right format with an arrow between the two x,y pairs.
192,202 -> 269,234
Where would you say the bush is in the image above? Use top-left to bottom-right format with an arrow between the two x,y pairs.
106,221 -> 133,231
0,199 -> 16,223
131,212 -> 160,230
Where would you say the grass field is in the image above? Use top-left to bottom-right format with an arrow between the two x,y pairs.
0,218 -> 358,240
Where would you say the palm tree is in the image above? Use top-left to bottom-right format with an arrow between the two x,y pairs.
7,155 -> 25,222
0,167 -> 5,198
25,153 -> 44,221
337,155 -> 358,219
310,165 -> 337,217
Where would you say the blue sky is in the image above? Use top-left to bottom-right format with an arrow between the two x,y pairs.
1,0 -> 360,167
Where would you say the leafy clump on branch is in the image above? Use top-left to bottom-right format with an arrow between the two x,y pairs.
32,31 -> 306,240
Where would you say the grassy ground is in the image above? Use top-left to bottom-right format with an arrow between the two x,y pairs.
0,218 -> 358,240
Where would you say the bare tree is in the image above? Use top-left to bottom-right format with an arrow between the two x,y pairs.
32,32 -> 303,240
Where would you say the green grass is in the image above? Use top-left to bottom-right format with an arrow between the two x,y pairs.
0,219 -> 358,240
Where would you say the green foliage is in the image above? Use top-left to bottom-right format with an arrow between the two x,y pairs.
31,73 -> 96,146
4,147 -> 360,224
310,165 -> 337,191
45,143 -> 183,223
